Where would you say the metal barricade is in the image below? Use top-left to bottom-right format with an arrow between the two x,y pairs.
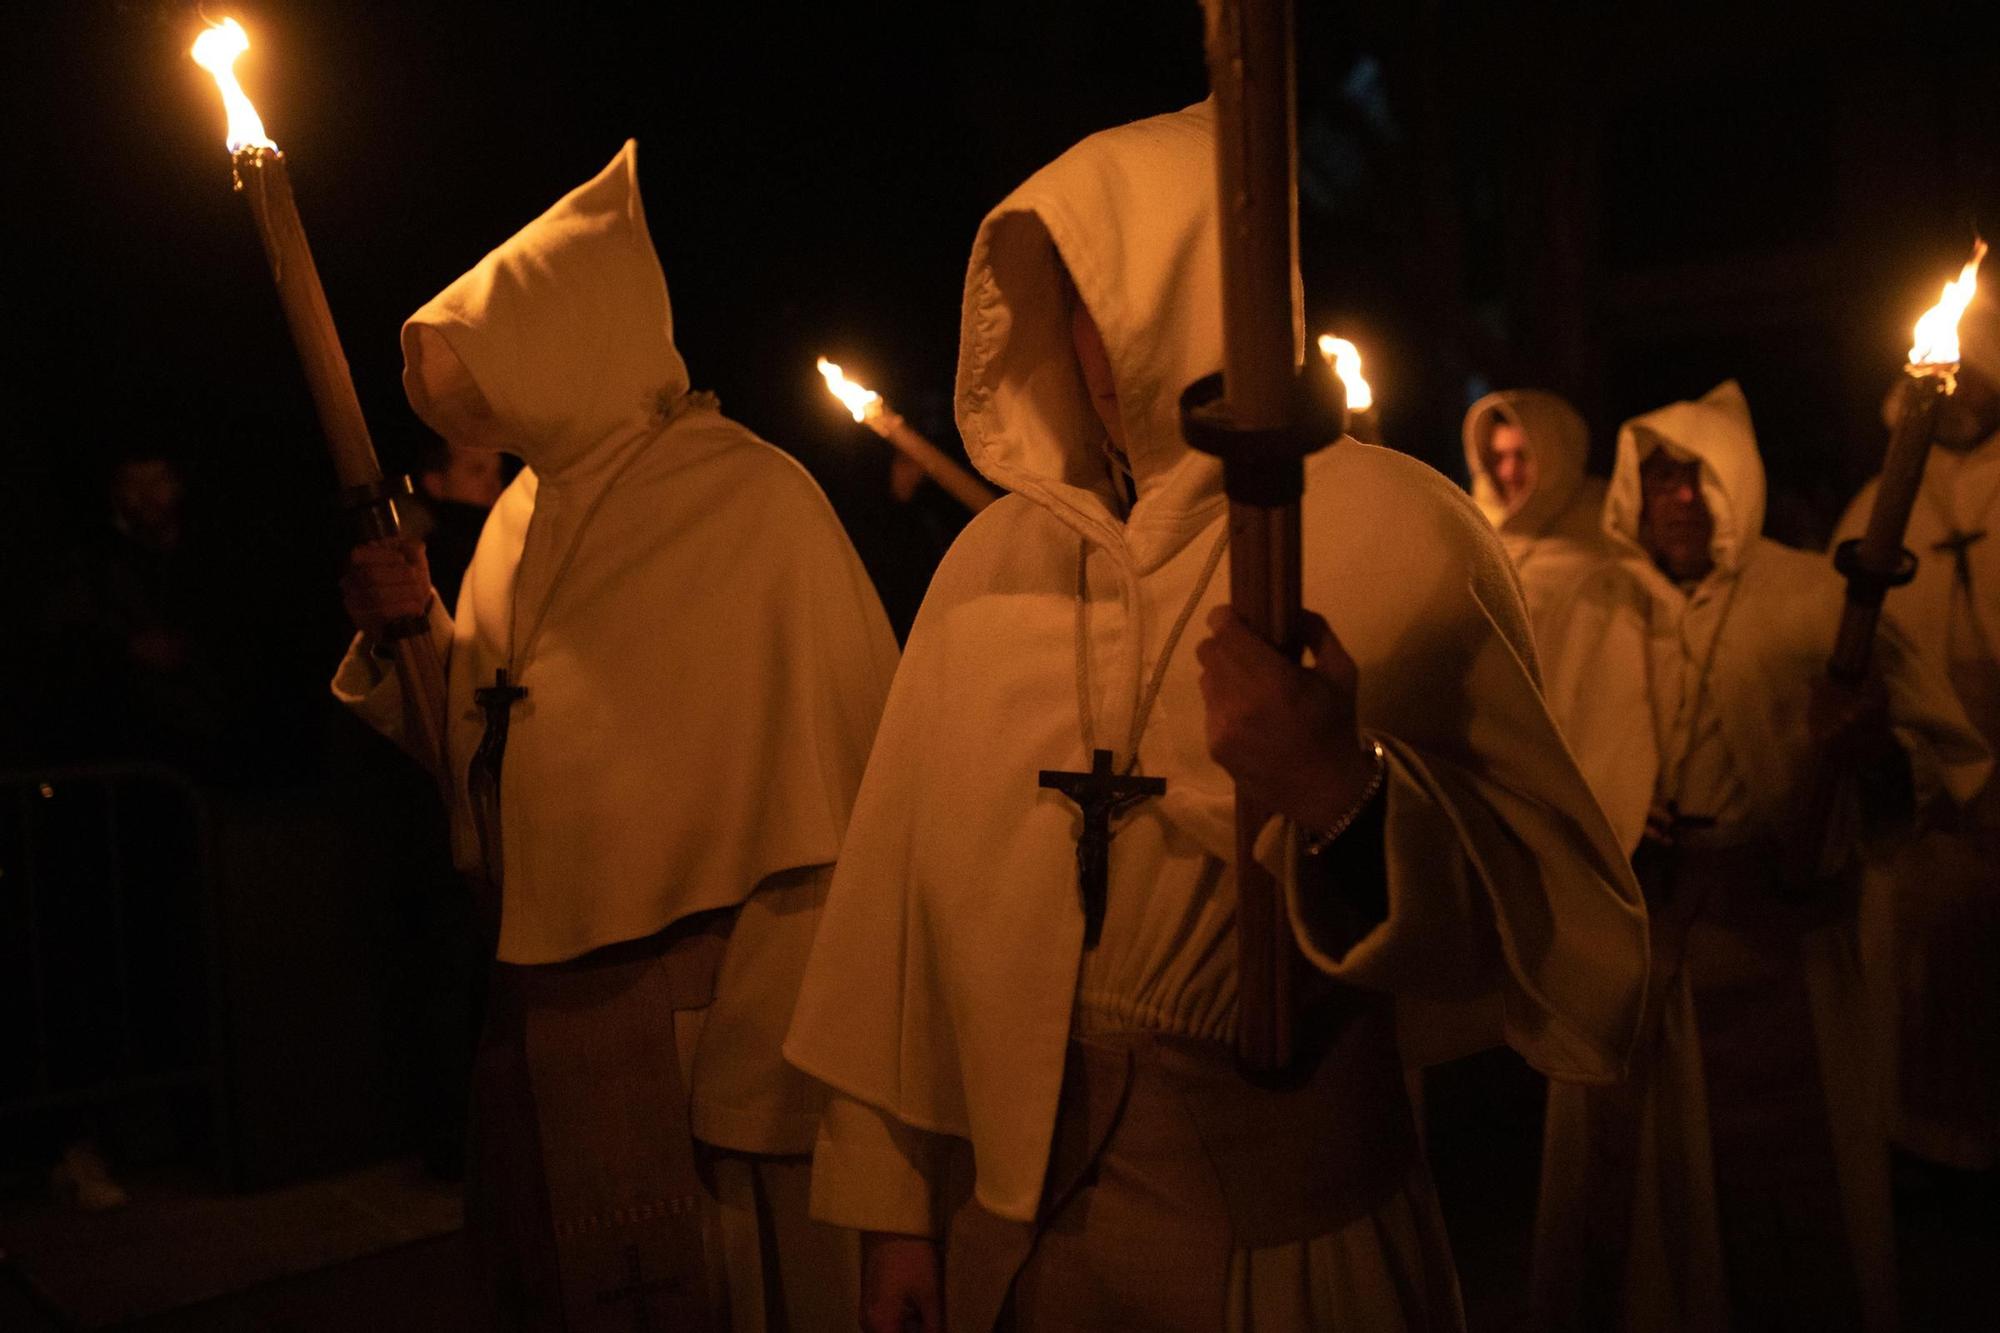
0,762 -> 227,1172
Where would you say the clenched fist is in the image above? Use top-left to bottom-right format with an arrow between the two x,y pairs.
341,539 -> 433,639
1195,605 -> 1376,830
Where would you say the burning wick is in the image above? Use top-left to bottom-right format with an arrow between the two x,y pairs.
1317,334 -> 1373,413
1908,238 -> 1987,373
1317,334 -> 1376,441
816,357 -> 884,425
814,356 -> 996,513
190,18 -> 275,153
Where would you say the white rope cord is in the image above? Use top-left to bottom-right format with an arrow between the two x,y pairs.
1072,525 -> 1231,773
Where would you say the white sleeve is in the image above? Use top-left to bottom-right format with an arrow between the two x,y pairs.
1264,753 -> 1494,1002
808,1094 -> 950,1238
330,596 -> 454,754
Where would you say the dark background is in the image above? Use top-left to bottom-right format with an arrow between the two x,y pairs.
4,3 -> 1998,698
1,0 -> 1997,1183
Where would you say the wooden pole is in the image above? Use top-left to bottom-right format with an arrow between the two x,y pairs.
1201,0 -> 1311,1072
1793,365 -> 1950,883
233,147 -> 451,786
866,409 -> 1000,514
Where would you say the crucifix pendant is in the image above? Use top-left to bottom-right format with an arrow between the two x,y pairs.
1933,528 -> 1987,590
469,668 -> 528,883
1038,748 -> 1166,948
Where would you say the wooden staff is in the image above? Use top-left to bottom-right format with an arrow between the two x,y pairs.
1184,0 -> 1336,1072
232,146 -> 452,785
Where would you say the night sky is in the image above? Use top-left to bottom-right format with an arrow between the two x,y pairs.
5,0 -> 1998,770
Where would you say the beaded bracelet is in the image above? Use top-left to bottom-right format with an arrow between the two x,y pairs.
1301,736 -> 1387,857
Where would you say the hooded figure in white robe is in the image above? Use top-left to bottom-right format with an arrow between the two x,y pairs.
784,102 -> 1648,1333
1461,388 -> 1611,638
1835,327 -> 2000,1172
333,141 -> 899,1330
1531,380 -> 1990,1332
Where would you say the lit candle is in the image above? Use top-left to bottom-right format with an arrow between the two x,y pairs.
1316,334 -> 1377,442
193,18 -> 448,780
816,357 -> 997,513
1796,237 -> 1984,885
1831,239 -> 1985,679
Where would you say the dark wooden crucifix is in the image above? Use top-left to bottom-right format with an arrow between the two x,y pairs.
1039,748 -> 1166,948
468,667 -> 528,881
1934,526 -> 1988,589
472,668 -> 528,776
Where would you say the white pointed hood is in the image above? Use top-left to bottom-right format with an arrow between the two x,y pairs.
402,140 -> 689,484
392,142 -> 899,963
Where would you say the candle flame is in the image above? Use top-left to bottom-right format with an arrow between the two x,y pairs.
191,18 -> 275,154
817,357 -> 883,424
1317,334 -> 1373,412
1909,239 -> 1986,367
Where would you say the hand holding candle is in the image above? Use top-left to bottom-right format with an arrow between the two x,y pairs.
816,357 -> 998,513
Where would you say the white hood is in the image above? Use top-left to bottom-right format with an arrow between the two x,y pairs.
956,99 -> 1235,570
1605,379 -> 1763,579
1463,388 -> 1594,537
403,142 -> 899,963
403,141 -> 689,485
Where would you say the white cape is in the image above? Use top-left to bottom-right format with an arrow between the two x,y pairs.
339,142 -> 899,964
785,102 -> 1648,1227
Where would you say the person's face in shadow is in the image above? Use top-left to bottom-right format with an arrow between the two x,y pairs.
1638,449 -> 1715,583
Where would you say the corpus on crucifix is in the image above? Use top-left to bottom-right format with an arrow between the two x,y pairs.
1038,748 -> 1167,947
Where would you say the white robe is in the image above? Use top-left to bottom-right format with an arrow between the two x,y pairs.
333,141 -> 897,1327
1836,429 -> 2000,1169
785,102 -> 1649,1330
1532,380 -> 1991,1331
